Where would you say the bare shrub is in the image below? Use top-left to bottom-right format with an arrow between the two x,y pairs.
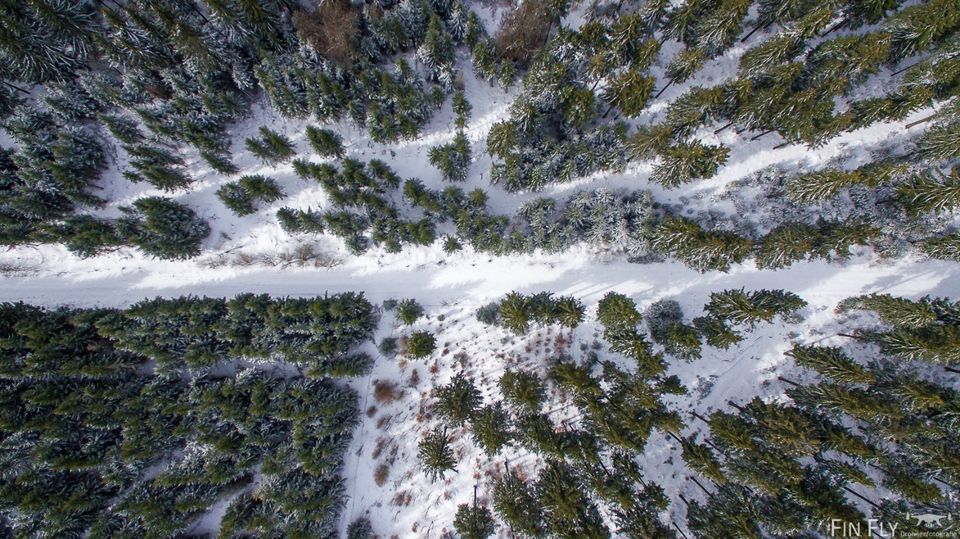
293,0 -> 360,65
374,463 -> 390,486
494,0 -> 554,67
373,379 -> 403,404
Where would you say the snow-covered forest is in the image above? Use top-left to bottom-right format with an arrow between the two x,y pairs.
0,0 -> 959,536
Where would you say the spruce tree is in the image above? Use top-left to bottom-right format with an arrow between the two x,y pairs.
418,427 -> 456,481
602,70 -> 654,118
429,132 -> 472,182
470,403 -> 512,456
404,331 -> 436,358
499,369 -> 545,413
651,141 -> 730,188
596,292 -> 641,331
116,197 -> 210,260
245,126 -> 296,165
755,223 -> 816,269
454,501 -> 496,539
786,345 -> 876,385
453,90 -> 472,129
217,175 -> 284,216
896,170 -> 960,214
435,373 -> 481,427
305,126 -> 345,159
395,298 -> 425,325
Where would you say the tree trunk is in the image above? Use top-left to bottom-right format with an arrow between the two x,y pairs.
905,113 -> 938,129
713,121 -> 734,134
690,475 -> 711,495
654,79 -> 674,99
821,18 -> 847,37
1,80 -> 30,95
727,400 -> 746,413
777,376 -> 800,387
741,19 -> 775,42
740,23 -> 764,43
945,365 -> 960,374
773,141 -> 790,150
750,129 -> 775,141
673,522 -> 690,539
690,411 -> 710,424
842,485 -> 880,509
893,62 -> 919,76
177,0 -> 212,26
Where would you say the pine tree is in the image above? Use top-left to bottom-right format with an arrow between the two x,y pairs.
454,500 -> 496,539
692,315 -> 743,349
492,469 -> 545,537
651,217 -> 752,272
838,294 -> 938,329
499,369 -> 545,413
553,296 -> 585,328
116,197 -> 210,260
499,291 -> 531,335
651,141 -> 730,188
404,331 -> 436,358
471,403 -> 512,456
682,436 -> 726,483
596,292 -> 642,331
395,298 -> 424,325
429,132 -> 472,182
663,47 -> 706,89
435,373 -> 481,427
705,288 -> 807,326
786,345 -> 876,385
602,70 -> 654,118
305,126 -> 345,159
626,125 -> 673,160
418,427 -> 456,481
896,169 -> 960,214
922,231 -> 960,261
245,126 -> 296,165
535,460 -> 610,538
696,0 -> 751,56
755,223 -> 816,269
786,168 -> 863,204
917,120 -> 960,160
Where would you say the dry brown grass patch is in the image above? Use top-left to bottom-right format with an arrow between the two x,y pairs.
494,0 -> 554,67
373,379 -> 403,404
293,0 -> 360,65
